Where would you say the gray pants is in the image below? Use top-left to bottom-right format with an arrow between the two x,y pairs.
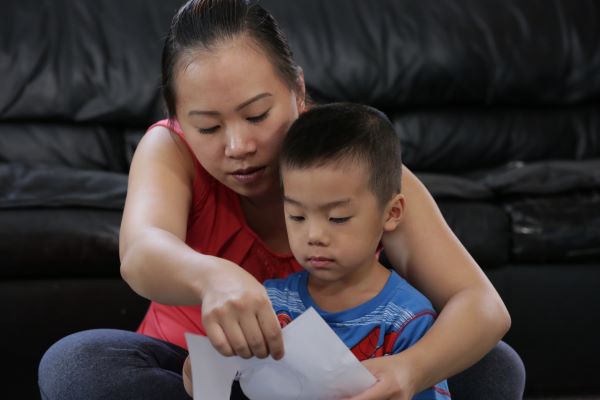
38,329 -> 525,399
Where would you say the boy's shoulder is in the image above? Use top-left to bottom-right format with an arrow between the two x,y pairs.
264,270 -> 306,291
384,270 -> 437,317
264,271 -> 308,317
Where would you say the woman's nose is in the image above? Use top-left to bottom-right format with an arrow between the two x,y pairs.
224,126 -> 257,159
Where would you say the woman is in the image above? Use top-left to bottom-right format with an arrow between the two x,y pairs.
38,1 -> 524,399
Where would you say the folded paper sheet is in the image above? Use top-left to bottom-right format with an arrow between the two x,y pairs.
185,307 -> 376,400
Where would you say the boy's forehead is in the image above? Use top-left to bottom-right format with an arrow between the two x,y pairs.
281,162 -> 373,204
281,157 -> 370,177
281,164 -> 366,187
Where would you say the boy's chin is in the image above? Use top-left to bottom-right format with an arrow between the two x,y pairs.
305,268 -> 344,283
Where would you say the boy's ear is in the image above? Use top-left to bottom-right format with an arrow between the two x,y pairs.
295,67 -> 306,112
383,193 -> 405,232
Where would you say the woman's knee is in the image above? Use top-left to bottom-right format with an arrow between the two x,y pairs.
448,340 -> 526,400
39,329 -> 190,400
38,329 -> 136,399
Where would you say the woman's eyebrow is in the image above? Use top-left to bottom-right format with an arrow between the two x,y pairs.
236,92 -> 272,111
188,92 -> 272,117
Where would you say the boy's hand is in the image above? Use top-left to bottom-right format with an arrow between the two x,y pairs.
344,356 -> 417,400
183,355 -> 193,397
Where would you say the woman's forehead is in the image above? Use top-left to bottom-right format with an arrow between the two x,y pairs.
175,47 -> 289,107
174,39 -> 287,104
177,37 -> 274,81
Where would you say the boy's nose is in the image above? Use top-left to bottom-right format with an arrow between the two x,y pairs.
307,223 -> 329,246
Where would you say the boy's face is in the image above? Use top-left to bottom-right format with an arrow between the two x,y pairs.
282,160 -> 399,285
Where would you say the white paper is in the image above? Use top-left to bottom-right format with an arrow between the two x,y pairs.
185,307 -> 376,400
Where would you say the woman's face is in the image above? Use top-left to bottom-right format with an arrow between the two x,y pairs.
174,37 -> 304,199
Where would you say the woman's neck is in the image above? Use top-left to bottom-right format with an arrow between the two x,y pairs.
239,190 -> 290,254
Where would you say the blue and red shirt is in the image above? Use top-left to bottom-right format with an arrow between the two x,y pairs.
265,270 -> 451,399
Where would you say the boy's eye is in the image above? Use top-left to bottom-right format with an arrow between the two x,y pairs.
247,110 -> 270,124
198,126 -> 219,134
288,215 -> 305,222
330,217 -> 351,224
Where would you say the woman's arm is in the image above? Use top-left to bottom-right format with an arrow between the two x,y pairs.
351,165 -> 510,399
119,126 -> 283,359
119,125 -> 211,305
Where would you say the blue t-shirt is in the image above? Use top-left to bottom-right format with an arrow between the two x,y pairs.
264,270 -> 451,400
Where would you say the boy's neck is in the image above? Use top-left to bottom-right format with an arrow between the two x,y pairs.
307,262 -> 391,313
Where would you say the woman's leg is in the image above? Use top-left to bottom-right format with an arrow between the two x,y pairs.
448,340 -> 526,400
38,329 -> 190,400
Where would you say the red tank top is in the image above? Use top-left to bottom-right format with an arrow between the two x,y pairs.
136,120 -> 302,349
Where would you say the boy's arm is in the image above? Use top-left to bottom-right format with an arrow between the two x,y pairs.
389,312 -> 436,355
348,312 -> 446,400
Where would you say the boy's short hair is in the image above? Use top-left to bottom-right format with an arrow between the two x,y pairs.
281,102 -> 402,206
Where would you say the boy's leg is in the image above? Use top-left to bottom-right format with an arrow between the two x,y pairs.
448,340 -> 526,400
38,329 -> 190,400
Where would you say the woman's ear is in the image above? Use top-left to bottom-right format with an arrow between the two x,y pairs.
383,193 -> 405,232
295,67 -> 306,112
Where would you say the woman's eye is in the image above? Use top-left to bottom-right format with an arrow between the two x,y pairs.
198,126 -> 219,134
247,110 -> 269,124
330,217 -> 350,224
288,215 -> 305,222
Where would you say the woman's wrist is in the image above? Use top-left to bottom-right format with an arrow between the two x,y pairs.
189,254 -> 226,300
392,343 -> 433,394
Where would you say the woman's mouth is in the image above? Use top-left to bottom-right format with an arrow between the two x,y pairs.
231,166 -> 266,184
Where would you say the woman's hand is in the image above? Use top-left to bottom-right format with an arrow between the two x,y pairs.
344,355 -> 417,400
200,258 -> 284,360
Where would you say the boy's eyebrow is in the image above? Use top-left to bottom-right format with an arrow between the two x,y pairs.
283,196 -> 351,210
188,93 -> 272,117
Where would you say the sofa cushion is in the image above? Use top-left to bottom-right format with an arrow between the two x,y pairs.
506,192 -> 600,263
0,208 -> 122,279
0,164 -> 126,209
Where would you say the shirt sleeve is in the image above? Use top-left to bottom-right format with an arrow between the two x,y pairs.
391,310 -> 436,354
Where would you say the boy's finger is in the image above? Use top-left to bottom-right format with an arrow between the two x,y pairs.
182,356 -> 193,396
257,307 -> 284,359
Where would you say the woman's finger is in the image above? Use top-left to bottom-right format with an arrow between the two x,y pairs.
257,306 -> 284,359
203,317 -> 234,357
239,314 -> 269,358
220,317 -> 253,359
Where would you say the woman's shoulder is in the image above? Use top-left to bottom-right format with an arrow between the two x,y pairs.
139,121 -> 196,182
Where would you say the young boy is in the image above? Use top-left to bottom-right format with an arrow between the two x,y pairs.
265,102 -> 451,399
184,103 -> 450,399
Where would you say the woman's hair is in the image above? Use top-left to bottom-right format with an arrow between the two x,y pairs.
162,0 -> 301,119
281,102 -> 403,207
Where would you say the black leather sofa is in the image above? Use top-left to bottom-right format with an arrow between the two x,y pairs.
2,1 -> 599,399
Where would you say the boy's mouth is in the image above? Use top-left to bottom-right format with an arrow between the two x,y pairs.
307,256 -> 334,268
